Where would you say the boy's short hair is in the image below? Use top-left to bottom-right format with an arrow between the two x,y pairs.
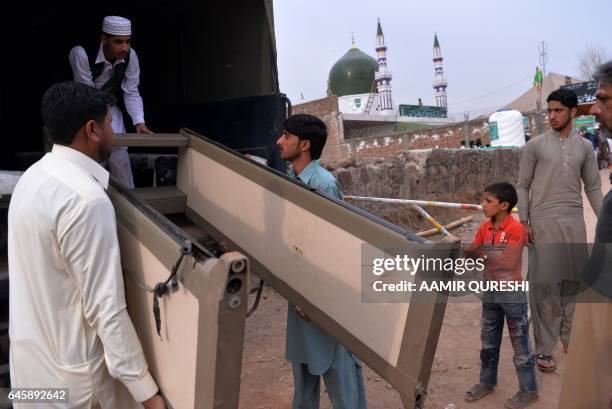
546,88 -> 578,109
283,114 -> 327,160
484,182 -> 518,213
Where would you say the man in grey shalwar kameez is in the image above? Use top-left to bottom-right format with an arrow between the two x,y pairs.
517,88 -> 603,372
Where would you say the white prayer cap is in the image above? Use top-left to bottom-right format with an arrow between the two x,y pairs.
102,16 -> 132,36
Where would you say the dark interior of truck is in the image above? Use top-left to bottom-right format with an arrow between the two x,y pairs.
2,0 -> 288,173
0,0 -> 288,391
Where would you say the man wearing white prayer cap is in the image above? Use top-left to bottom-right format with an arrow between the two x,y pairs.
69,16 -> 153,189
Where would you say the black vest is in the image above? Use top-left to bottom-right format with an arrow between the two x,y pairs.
87,47 -> 131,109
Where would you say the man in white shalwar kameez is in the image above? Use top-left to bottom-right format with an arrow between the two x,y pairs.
69,16 -> 153,188
8,82 -> 164,409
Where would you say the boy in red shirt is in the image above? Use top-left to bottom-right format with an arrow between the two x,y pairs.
464,182 -> 538,409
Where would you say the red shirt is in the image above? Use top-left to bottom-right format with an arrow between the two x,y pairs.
467,214 -> 526,282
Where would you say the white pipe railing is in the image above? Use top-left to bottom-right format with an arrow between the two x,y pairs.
344,195 -> 519,213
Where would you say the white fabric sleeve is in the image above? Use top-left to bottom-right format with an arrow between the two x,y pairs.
68,46 -> 94,87
58,197 -> 158,402
122,48 -> 145,125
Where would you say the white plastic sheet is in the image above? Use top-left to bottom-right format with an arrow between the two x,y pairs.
0,171 -> 23,195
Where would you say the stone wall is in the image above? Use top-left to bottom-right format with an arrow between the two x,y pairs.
333,148 -> 523,230
335,148 -> 522,201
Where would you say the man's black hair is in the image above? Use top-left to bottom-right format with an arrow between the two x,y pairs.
484,182 -> 518,213
593,60 -> 612,85
283,114 -> 328,160
547,88 -> 578,109
41,81 -> 116,146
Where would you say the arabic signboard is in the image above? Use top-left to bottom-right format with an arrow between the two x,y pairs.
561,81 -> 597,105
399,104 -> 447,118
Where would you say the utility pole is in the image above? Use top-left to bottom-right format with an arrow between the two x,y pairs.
536,42 -> 548,135
538,41 -> 548,77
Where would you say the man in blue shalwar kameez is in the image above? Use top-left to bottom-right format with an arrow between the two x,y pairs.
276,114 -> 368,409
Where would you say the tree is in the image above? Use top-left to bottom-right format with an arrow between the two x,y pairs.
578,44 -> 609,80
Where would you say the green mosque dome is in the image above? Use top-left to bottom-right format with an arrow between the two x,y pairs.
327,47 -> 379,97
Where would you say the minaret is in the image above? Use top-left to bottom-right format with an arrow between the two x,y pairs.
374,19 -> 393,114
432,33 -> 448,108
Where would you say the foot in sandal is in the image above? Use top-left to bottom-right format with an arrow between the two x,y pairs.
464,383 -> 495,402
535,354 -> 557,372
504,391 -> 538,409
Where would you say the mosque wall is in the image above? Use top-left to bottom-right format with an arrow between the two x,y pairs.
292,96 -> 353,167
338,94 -> 384,114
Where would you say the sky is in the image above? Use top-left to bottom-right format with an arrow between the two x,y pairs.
273,0 -> 612,116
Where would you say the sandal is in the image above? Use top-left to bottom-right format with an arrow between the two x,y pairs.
504,391 -> 538,409
536,354 -> 556,372
465,383 -> 495,402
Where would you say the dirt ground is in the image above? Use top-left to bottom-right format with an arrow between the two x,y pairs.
238,170 -> 610,409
